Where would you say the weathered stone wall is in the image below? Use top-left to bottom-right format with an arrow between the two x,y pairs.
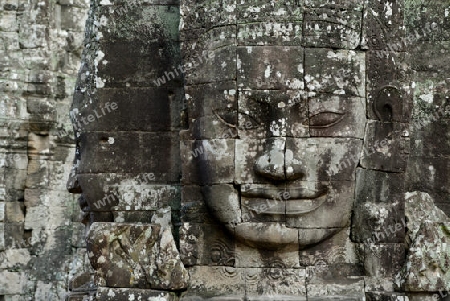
67,0 -> 185,299
72,0 -> 450,300
0,0 -> 89,299
3,0 -> 450,300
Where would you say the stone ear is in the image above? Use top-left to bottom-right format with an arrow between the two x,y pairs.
373,86 -> 402,122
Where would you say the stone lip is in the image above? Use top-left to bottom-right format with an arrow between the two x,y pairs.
241,186 -> 327,199
241,185 -> 328,215
285,195 -> 327,215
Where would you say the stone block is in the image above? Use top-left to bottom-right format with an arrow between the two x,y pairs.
184,45 -> 237,86
404,1 -> 450,42
352,169 -> 406,243
308,297 -> 362,301
363,0 -> 405,50
25,203 -> 71,231
25,158 -> 49,189
286,137 -> 363,182
235,242 -> 299,268
235,138 -> 285,184
27,98 -> 56,120
245,268 -> 306,298
199,179 -> 239,211
286,180 -> 354,229
401,222 -> 450,292
87,222 -> 188,290
3,222 -> 23,249
308,95 -> 366,138
181,266 -> 245,299
237,21 -> 302,46
112,210 -> 155,223
71,222 -> 86,248
24,188 -> 48,207
354,168 -> 406,205
181,185 -> 215,223
61,6 -> 87,31
112,184 -> 180,211
404,191 -> 449,243
47,161 -> 73,191
0,32 -> 19,51
237,90 -> 309,139
0,96 -> 27,120
237,46 -> 304,90
0,248 -> 31,269
96,5 -> 180,88
4,188 -> 24,203
366,51 -> 412,122
78,132 -> 140,173
363,244 -> 405,277
352,201 -> 405,244
303,3 -> 363,49
4,168 -> 27,191
360,121 -> 409,172
410,42 -> 450,80
304,48 -> 365,97
5,201 -> 24,223
234,222 -> 299,248
96,288 -> 177,301
1,152 -> 27,170
299,228 -> 357,267
73,87 -> 183,132
307,274 -> 365,300
19,24 -> 47,48
365,293 -> 408,301
364,276 -> 396,293
77,174 -> 179,212
410,79 -> 450,157
181,0 -> 235,30
406,156 -> 450,207
236,0 -> 302,23
407,294 -> 449,301
185,81 -> 237,140
0,222 -> 4,251
78,131 -> 179,179
180,222 -> 235,267
0,10 -> 18,32
141,132 -> 181,182
0,202 -> 4,222
181,139 -> 235,184
0,271 -> 24,294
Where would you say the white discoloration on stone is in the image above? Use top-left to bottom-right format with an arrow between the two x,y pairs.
419,93 -> 433,103
264,65 -> 272,78
96,77 -> 105,88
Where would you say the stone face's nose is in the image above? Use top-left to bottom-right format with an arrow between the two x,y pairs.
254,137 -> 304,182
254,137 -> 286,181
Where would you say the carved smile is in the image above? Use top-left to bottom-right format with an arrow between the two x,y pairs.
241,186 -> 327,216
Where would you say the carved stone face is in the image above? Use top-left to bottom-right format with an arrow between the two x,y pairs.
180,0 -> 367,249
66,4 -> 183,224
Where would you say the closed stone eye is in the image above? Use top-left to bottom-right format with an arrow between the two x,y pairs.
213,108 -> 262,129
309,111 -> 345,128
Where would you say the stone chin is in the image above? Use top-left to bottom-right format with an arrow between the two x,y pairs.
225,222 -> 342,250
